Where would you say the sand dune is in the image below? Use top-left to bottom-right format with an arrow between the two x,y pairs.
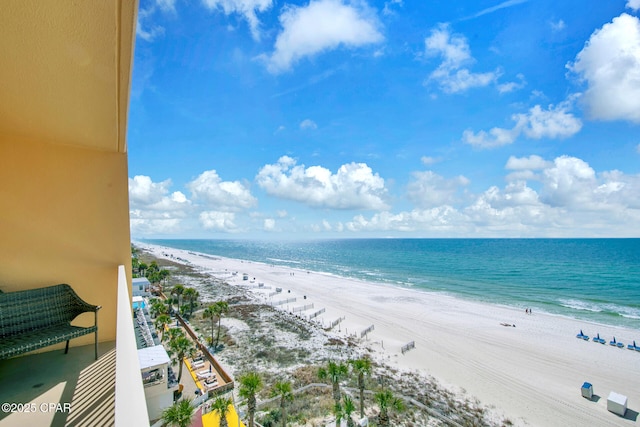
140,242 -> 640,427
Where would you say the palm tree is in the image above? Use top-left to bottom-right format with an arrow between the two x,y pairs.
203,305 -> 217,348
138,262 -> 148,277
165,326 -> 184,342
167,334 -> 196,382
272,381 -> 293,427
213,301 -> 229,350
238,371 -> 263,427
162,398 -> 195,427
333,402 -> 344,426
211,396 -> 233,427
183,287 -> 199,316
343,395 -> 356,427
318,361 -> 348,407
149,298 -> 169,318
171,284 -> 186,312
132,256 -> 140,277
349,357 -> 372,418
148,260 -> 160,274
159,268 -> 171,286
155,314 -> 171,341
373,390 -> 404,427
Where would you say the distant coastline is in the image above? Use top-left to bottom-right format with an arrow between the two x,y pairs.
140,238 -> 640,330
137,241 -> 640,427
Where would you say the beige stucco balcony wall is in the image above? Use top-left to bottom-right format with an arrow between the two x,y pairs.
0,136 -> 132,346
0,0 -> 137,349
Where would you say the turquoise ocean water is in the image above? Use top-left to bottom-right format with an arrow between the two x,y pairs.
145,239 -> 640,330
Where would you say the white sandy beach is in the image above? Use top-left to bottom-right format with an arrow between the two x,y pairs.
139,242 -> 640,427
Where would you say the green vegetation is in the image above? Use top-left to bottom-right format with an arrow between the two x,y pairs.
161,399 -> 195,427
318,361 -> 348,408
132,245 -> 516,427
350,357 -> 372,418
154,314 -> 171,341
203,300 -> 230,351
272,381 -> 293,427
238,371 -> 263,427
211,396 -> 233,427
166,329 -> 196,382
183,287 -> 199,317
374,389 -> 404,427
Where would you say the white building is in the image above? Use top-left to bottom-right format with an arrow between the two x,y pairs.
132,277 -> 151,297
138,345 -> 174,422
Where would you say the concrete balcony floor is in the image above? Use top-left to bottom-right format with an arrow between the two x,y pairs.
0,341 -> 116,427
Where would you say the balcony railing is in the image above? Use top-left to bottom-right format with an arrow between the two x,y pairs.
115,265 -> 150,426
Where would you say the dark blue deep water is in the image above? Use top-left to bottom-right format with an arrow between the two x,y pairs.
145,239 -> 640,330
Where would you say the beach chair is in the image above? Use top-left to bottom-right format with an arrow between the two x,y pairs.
191,360 -> 205,369
197,370 -> 212,379
576,330 -> 589,340
627,340 -> 636,350
609,337 -> 617,346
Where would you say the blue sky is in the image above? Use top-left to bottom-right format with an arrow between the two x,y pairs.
128,0 -> 640,238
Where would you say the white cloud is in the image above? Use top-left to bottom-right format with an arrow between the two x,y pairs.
256,156 -> 389,210
300,119 -> 318,130
463,0 -> 528,20
129,176 -> 191,211
463,101 -> 582,148
424,24 -> 501,93
129,175 -> 171,206
539,156 -> 597,208
343,155 -> 640,236
136,7 -> 166,42
462,126 -> 520,148
497,73 -> 526,93
202,0 -> 273,41
346,207 -> 468,233
199,211 -> 239,232
550,19 -> 566,32
187,170 -> 257,211
517,102 -> 582,139
264,218 -> 276,231
505,155 -> 551,170
382,0 -> 403,16
136,22 -> 165,42
128,176 -> 192,236
628,0 -> 640,11
407,171 -> 469,208
157,0 -> 178,13
265,0 -> 383,73
568,13 -> 640,123
130,217 -> 183,235
420,156 -> 441,165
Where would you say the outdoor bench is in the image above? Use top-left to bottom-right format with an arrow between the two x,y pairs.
0,284 -> 101,360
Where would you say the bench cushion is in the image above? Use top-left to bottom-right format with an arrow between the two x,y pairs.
0,284 -> 100,360
0,324 -> 97,359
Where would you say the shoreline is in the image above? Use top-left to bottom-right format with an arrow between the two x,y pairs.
138,240 -> 640,331
137,242 -> 640,427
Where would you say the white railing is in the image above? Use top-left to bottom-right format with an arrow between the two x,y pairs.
115,265 -> 150,426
